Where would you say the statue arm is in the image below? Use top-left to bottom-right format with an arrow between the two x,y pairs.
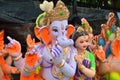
79,53 -> 96,78
60,48 -> 77,77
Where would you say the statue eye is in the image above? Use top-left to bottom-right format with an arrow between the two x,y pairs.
80,41 -> 83,43
65,27 -> 67,31
52,29 -> 58,32
86,40 -> 88,42
65,25 -> 69,30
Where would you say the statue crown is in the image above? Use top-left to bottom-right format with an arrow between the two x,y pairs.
39,0 -> 70,26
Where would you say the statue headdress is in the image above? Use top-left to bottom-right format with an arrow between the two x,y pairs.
81,18 -> 93,33
76,27 -> 84,32
36,0 -> 70,27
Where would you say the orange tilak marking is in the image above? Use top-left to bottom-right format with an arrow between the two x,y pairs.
25,54 -> 39,67
62,32 -> 64,35
61,24 -> 64,35
61,24 -> 64,30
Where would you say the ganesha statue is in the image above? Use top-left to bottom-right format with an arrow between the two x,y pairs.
5,0 -> 77,80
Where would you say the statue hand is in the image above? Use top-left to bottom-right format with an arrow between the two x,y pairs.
6,36 -> 21,57
75,55 -> 83,64
10,67 -> 20,74
24,53 -> 42,70
82,59 -> 91,68
51,45 -> 62,65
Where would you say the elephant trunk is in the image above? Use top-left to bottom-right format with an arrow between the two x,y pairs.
57,36 -> 74,48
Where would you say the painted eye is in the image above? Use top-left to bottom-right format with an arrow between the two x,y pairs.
86,40 -> 88,42
65,27 -> 68,31
80,41 -> 83,43
92,41 -> 95,45
65,25 -> 69,30
92,40 -> 96,45
52,29 -> 58,32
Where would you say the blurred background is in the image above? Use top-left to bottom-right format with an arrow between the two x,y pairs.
0,0 -> 120,80
0,0 -> 120,57
0,0 -> 120,58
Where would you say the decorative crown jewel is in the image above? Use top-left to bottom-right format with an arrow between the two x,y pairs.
76,27 -> 84,32
37,0 -> 70,26
81,18 -> 93,33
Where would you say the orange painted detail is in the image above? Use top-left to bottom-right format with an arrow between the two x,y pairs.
25,54 -> 39,67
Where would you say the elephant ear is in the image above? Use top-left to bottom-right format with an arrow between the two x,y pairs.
34,26 -> 41,40
66,25 -> 75,38
0,30 -> 4,51
34,26 -> 51,44
111,39 -> 120,58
